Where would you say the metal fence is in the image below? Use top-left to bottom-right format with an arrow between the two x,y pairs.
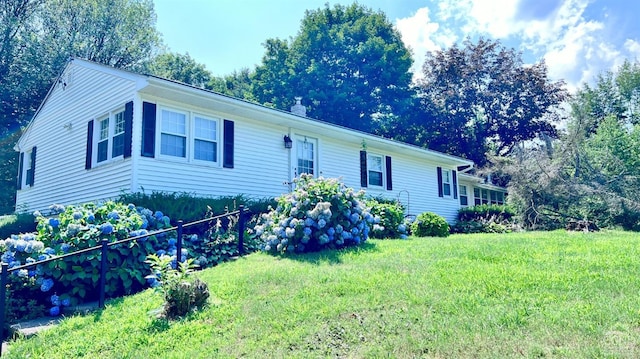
0,205 -> 249,356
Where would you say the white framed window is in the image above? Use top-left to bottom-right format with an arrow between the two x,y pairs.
296,138 -> 315,175
193,115 -> 218,162
367,153 -> 383,187
95,108 -> 125,164
157,107 -> 221,164
460,185 -> 468,206
160,109 -> 187,158
112,111 -> 125,158
442,169 -> 452,197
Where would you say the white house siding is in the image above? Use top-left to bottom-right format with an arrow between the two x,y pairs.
134,96 -> 292,200
15,62 -> 137,213
316,137 -> 461,223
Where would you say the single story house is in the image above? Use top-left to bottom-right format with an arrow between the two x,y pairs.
14,58 -> 505,223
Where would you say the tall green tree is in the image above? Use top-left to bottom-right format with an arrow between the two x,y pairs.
252,3 -> 414,132
412,38 -> 567,166
208,68 -> 256,101
571,59 -> 640,136
146,52 -> 212,88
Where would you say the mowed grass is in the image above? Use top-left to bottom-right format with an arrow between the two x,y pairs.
5,230 -> 640,358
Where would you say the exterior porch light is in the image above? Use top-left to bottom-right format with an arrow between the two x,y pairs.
284,135 -> 293,149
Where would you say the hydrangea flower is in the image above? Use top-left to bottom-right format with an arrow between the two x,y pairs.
100,223 -> 113,235
107,211 -> 120,220
60,243 -> 71,253
48,218 -> 60,228
72,211 -> 83,220
44,247 -> 56,255
87,213 -> 96,222
17,269 -> 28,278
154,211 -> 164,220
49,306 -> 60,316
51,294 -> 60,306
61,298 -> 71,307
40,278 -> 54,292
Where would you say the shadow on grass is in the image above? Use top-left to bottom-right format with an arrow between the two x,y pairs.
280,242 -> 379,265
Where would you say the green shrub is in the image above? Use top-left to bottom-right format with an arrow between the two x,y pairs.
118,191 -> 275,228
457,204 -> 515,222
0,214 -> 37,240
411,212 -> 450,237
145,254 -> 209,319
454,204 -> 517,234
254,175 -> 373,254
367,199 -> 407,239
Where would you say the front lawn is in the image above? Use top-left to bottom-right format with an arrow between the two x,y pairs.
6,230 -> 640,358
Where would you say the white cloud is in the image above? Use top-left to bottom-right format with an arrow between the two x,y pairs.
395,0 -> 638,92
395,7 -> 455,77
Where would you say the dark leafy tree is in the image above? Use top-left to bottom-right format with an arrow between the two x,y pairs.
252,3 -> 414,132
413,38 -> 567,166
146,52 -> 212,88
208,68 -> 256,101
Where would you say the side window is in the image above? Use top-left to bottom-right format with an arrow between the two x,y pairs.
367,154 -> 383,187
112,110 -> 126,158
474,188 -> 481,205
193,116 -> 218,162
442,169 -> 451,197
460,185 -> 468,206
160,109 -> 187,158
97,117 -> 109,163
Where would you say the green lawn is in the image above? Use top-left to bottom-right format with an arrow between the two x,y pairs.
5,230 -> 640,358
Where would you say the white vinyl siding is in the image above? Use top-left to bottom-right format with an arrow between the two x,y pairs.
15,62 -> 136,212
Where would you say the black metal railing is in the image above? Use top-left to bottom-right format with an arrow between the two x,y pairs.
0,205 -> 249,356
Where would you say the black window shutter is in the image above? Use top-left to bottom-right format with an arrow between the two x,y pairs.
223,120 -> 234,168
437,166 -> 443,197
141,102 -> 156,158
85,120 -> 94,169
452,170 -> 458,199
17,152 -> 24,190
28,146 -> 36,186
360,150 -> 367,187
123,101 -> 133,158
385,156 -> 392,191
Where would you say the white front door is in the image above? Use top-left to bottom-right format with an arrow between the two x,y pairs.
292,135 -> 318,178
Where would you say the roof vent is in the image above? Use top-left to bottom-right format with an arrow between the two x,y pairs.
290,97 -> 306,117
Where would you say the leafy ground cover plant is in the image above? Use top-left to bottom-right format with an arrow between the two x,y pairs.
145,254 -> 209,319
254,175 -> 373,254
411,212 -> 450,237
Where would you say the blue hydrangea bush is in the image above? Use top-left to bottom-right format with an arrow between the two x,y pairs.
253,175 -> 373,254
0,201 -> 177,319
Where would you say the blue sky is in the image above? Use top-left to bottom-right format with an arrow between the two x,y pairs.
154,0 -> 640,92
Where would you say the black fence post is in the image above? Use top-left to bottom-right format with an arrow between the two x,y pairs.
176,220 -> 183,264
238,205 -> 245,255
99,239 -> 108,309
0,262 -> 8,357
